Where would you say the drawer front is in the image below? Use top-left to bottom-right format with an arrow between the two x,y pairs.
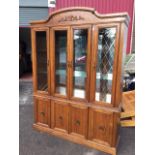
70,104 -> 88,138
54,101 -> 69,133
34,97 -> 50,127
88,108 -> 114,146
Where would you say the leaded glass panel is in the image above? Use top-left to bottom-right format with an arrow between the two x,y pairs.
95,27 -> 116,103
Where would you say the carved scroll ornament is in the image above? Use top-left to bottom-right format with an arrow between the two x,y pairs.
58,15 -> 84,22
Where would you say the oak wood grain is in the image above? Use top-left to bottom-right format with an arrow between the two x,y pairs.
31,7 -> 129,155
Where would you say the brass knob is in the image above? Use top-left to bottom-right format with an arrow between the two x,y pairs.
75,120 -> 80,126
70,61 -> 73,68
59,116 -> 63,121
98,126 -> 105,132
40,111 -> 45,116
93,63 -> 96,69
67,61 -> 73,68
67,62 -> 70,68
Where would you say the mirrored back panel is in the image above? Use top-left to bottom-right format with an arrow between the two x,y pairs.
54,30 -> 67,96
72,29 -> 88,99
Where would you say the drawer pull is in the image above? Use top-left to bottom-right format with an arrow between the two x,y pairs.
59,116 -> 63,121
40,112 -> 45,116
98,126 -> 105,132
75,120 -> 80,126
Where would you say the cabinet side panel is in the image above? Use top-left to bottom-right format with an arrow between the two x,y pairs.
115,23 -> 128,107
111,112 -> 120,147
33,97 -> 37,123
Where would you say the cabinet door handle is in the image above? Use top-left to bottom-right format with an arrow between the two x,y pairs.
70,61 -> 73,68
75,120 -> 80,126
93,63 -> 96,69
40,111 -> 45,116
67,61 -> 73,68
67,62 -> 70,68
59,116 -> 63,121
98,126 -> 105,132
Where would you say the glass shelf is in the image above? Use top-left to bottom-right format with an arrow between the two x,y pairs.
96,73 -> 112,80
56,69 -> 112,81
55,86 -> 66,96
73,89 -> 85,98
95,93 -> 111,103
56,86 -> 85,98
56,69 -> 86,78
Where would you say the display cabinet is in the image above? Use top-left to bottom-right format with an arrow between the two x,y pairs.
31,7 -> 129,155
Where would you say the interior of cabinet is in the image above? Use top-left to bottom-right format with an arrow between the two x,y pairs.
54,30 -> 68,96
36,31 -> 48,92
72,28 -> 88,99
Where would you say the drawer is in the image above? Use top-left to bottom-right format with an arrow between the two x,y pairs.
53,101 -> 69,133
88,108 -> 114,146
34,97 -> 50,127
69,104 -> 88,139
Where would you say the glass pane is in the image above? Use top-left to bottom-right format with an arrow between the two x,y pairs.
95,28 -> 116,103
36,31 -> 48,91
55,31 -> 67,95
73,29 -> 88,98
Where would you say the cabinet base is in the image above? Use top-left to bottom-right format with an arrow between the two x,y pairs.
33,124 -> 118,155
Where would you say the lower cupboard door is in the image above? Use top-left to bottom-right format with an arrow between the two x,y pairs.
88,108 -> 114,146
69,104 -> 88,139
53,101 -> 69,133
34,97 -> 50,127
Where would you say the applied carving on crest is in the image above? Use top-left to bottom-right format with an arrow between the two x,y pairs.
58,15 -> 84,22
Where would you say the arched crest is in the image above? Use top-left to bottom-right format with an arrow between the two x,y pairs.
30,7 -> 129,27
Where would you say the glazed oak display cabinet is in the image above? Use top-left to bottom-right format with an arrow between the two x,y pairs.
30,7 -> 129,155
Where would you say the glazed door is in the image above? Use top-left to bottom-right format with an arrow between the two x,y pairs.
31,28 -> 50,95
70,25 -> 91,101
50,27 -> 70,99
90,24 -> 119,106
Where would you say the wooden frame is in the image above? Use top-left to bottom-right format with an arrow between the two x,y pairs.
30,7 -> 129,155
70,25 -> 91,102
31,27 -> 50,96
90,23 -> 120,107
50,26 -> 70,99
